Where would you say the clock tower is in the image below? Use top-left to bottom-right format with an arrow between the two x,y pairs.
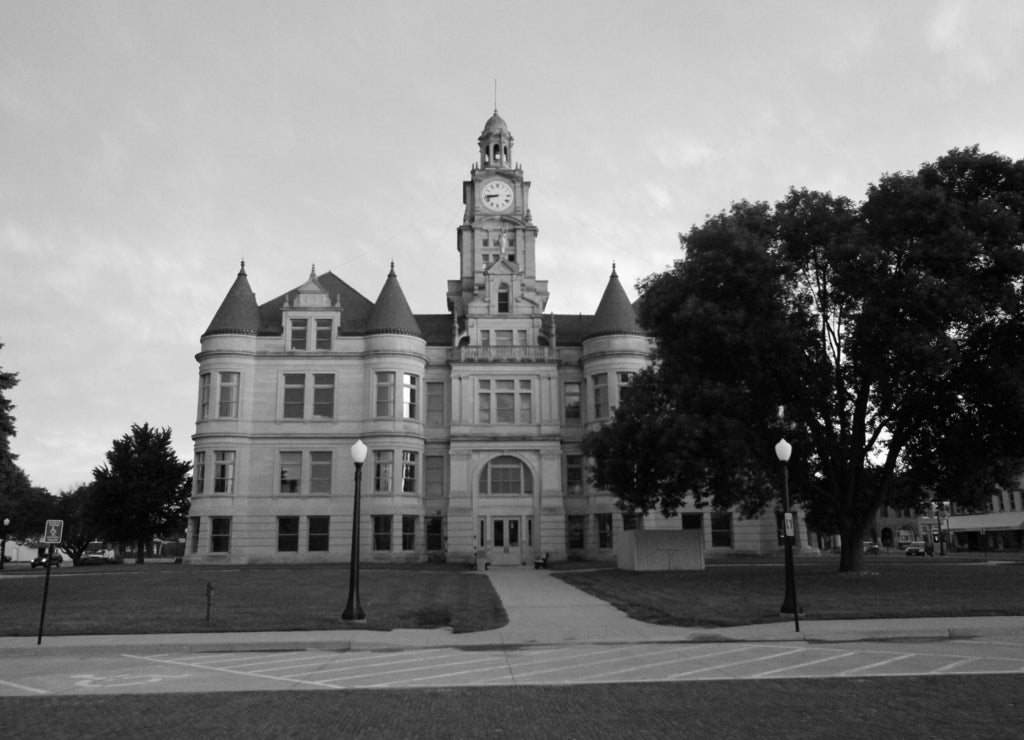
447,110 -> 549,333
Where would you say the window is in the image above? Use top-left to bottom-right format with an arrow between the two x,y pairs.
290,318 -> 308,350
425,455 -> 444,498
592,373 -> 609,418
374,450 -> 394,493
280,451 -> 301,493
283,374 -> 305,418
310,451 -> 333,494
426,516 -> 444,551
567,515 -> 585,550
478,379 -> 532,424
277,516 -> 299,552
308,516 -> 330,551
198,373 -> 211,419
218,372 -> 240,418
495,330 -> 513,346
210,517 -> 231,553
313,374 -> 334,418
188,517 -> 200,553
194,451 -> 206,495
376,372 -> 395,417
564,382 -> 581,421
213,451 -> 235,494
622,513 -> 641,531
479,456 -> 533,495
565,454 -> 583,495
402,516 -> 416,551
497,283 -> 510,313
426,382 -> 445,426
712,513 -> 733,547
373,516 -> 392,551
315,318 -> 333,350
402,451 -> 418,494
597,514 -> 614,549
402,373 -> 419,419
616,371 -> 635,405
682,514 -> 703,530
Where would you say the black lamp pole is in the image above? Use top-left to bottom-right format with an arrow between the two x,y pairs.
342,439 -> 368,622
0,517 -> 9,570
775,438 -> 800,632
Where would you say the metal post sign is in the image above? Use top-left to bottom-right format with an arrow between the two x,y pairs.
43,520 -> 64,544
784,513 -> 795,538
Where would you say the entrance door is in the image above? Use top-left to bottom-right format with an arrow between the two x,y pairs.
491,517 -> 522,565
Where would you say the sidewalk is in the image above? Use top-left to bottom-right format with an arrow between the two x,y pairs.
3,566 -> 1023,654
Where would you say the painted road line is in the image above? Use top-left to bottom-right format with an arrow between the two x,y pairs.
0,678 -> 48,695
839,653 -> 914,676
669,647 -> 807,678
752,651 -> 856,678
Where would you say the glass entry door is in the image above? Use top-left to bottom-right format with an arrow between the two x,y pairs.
491,517 -> 522,565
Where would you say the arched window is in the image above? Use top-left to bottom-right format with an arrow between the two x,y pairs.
479,456 -> 533,495
497,283 -> 510,313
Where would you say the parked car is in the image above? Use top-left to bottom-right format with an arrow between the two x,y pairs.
30,553 -> 64,568
862,541 -> 880,555
81,549 -> 110,563
904,541 -> 928,556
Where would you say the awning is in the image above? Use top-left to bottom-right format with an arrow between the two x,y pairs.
945,513 -> 1024,532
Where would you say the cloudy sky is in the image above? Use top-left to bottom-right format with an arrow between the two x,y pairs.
2,1 -> 1023,495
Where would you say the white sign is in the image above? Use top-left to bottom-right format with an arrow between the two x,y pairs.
43,519 -> 64,544
784,513 -> 794,538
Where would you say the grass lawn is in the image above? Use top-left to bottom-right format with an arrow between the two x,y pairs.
554,556 -> 1024,627
0,562 -> 506,636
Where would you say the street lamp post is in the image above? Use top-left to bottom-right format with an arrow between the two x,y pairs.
1,517 -> 9,570
775,438 -> 800,632
342,439 -> 368,622
932,501 -> 946,556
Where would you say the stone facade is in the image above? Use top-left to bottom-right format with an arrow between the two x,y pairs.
184,111 -> 812,565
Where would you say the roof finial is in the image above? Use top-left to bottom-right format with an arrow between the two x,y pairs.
239,259 -> 247,276
494,78 -> 498,114
310,263 -> 316,279
611,261 -> 618,278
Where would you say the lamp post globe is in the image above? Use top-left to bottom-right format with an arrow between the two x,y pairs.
343,439 -> 368,622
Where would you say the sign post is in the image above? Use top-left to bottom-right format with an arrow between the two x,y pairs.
37,519 -> 64,645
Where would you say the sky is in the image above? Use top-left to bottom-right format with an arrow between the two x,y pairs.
2,0 -> 1023,495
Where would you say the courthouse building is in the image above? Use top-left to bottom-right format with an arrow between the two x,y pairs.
184,111 -> 813,564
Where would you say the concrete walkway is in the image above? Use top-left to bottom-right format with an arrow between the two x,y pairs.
3,566 -> 1024,654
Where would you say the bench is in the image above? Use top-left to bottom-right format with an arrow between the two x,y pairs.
534,553 -> 549,569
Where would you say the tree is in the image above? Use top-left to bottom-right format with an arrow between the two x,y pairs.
92,423 -> 192,563
54,484 -> 103,564
0,342 -> 56,543
588,147 -> 1024,572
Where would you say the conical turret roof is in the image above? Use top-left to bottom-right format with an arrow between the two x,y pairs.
365,263 -> 423,337
585,264 -> 642,339
203,261 -> 261,337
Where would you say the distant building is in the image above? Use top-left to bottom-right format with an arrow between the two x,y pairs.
184,111 -> 815,565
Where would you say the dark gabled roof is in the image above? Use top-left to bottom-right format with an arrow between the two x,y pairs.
203,262 -> 261,337
365,264 -> 422,337
584,265 -> 643,339
417,314 -> 456,345
257,270 -> 373,335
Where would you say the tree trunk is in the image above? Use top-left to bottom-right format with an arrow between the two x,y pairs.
838,525 -> 865,573
135,538 -> 145,564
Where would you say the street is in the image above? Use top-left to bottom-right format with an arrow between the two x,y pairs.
4,633 -> 1024,695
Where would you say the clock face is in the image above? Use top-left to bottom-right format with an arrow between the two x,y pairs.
481,180 -> 513,211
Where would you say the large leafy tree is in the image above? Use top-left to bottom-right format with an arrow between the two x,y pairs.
587,147 -> 1024,572
54,484 -> 103,564
0,342 -> 57,544
92,423 -> 192,563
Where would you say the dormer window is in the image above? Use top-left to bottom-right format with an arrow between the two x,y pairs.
288,316 -> 334,350
497,284 -> 510,313
315,318 -> 333,350
290,319 -> 308,350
